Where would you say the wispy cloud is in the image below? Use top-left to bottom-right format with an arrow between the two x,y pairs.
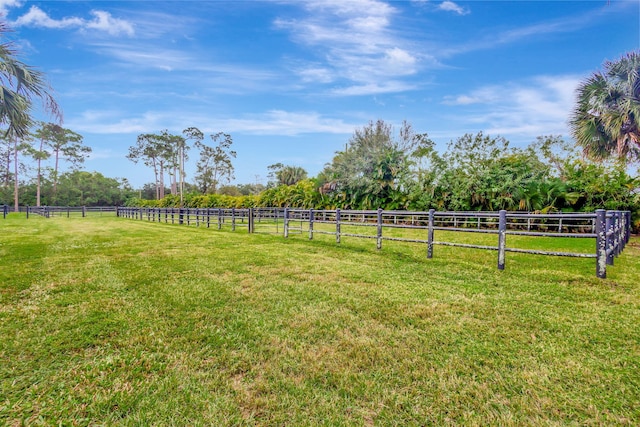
438,1 -> 469,16
13,5 -> 134,36
219,110 -> 359,135
67,109 -> 358,136
438,5 -> 615,58
331,81 -> 416,96
275,0 -> 422,95
441,75 -> 581,140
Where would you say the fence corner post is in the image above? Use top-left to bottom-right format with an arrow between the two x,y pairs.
625,211 -> 631,244
595,209 -> 606,278
497,210 -> 507,270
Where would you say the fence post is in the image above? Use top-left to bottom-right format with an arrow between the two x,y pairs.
376,208 -> 383,250
625,211 -> 631,244
606,212 -> 614,266
497,210 -> 507,270
614,211 -> 622,256
26,205 -> 29,219
232,208 -> 236,231
595,209 -> 606,278
218,209 -> 222,230
308,209 -> 314,240
248,208 -> 254,233
284,208 -> 289,238
336,208 -> 341,244
427,209 -> 435,258
82,206 -> 86,217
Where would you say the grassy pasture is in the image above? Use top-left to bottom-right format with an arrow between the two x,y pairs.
1,214 -> 639,426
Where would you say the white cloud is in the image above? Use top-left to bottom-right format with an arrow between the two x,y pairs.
219,110 -> 357,135
85,10 -> 134,36
439,1 -> 469,16
67,110 -> 358,136
13,6 -> 134,36
442,75 -> 581,139
0,0 -> 22,17
15,6 -> 84,29
275,0 -> 421,94
298,66 -> 335,83
384,47 -> 417,73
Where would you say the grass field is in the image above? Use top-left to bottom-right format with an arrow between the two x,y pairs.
1,214 -> 639,426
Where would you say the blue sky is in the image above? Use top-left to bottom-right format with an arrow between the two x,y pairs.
2,0 -> 639,188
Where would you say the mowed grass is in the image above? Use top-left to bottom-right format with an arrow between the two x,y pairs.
1,215 -> 639,426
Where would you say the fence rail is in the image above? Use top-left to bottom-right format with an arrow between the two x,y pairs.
113,207 -> 631,279
2,205 -> 117,218
3,205 -> 629,278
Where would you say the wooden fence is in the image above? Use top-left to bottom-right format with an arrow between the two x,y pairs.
115,207 -> 631,279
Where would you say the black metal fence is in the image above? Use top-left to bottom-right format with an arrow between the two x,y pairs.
116,207 -> 631,279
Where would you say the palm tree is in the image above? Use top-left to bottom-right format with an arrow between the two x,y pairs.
277,165 -> 308,186
569,52 -> 640,162
1,23 -> 61,138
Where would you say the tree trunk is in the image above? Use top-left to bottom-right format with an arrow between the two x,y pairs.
53,147 -> 60,204
13,138 -> 18,212
4,147 -> 10,188
171,166 -> 177,195
152,159 -> 160,200
36,139 -> 43,207
159,161 -> 165,199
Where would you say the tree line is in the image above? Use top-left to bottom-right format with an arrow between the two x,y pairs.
127,122 -> 639,229
1,22 -> 639,229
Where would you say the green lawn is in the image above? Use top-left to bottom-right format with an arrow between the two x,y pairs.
1,215 -> 638,426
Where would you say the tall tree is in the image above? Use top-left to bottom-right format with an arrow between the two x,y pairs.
194,132 -> 236,194
154,130 -> 185,197
1,23 -> 61,139
180,127 -> 202,203
321,120 -> 430,209
570,52 -> 640,162
128,133 -> 167,199
32,122 -> 54,206
42,124 -> 89,202
9,133 -> 32,211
